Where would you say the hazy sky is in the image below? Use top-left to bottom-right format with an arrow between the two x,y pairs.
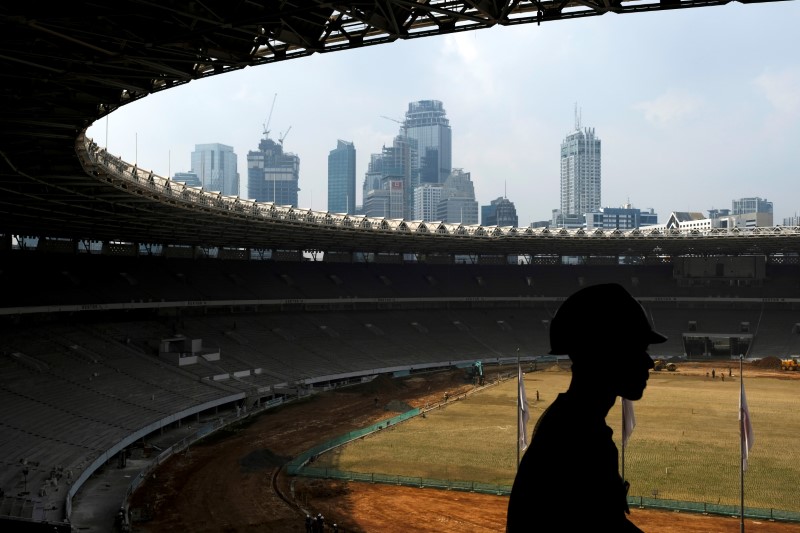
87,2 -> 800,226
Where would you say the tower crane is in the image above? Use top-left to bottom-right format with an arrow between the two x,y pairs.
279,126 -> 292,146
380,115 -> 404,129
263,93 -> 277,138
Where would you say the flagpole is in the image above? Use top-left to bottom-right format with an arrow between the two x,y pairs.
740,353 -> 745,533
515,348 -> 522,468
621,400 -> 626,483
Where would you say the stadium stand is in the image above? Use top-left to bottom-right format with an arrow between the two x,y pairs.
2,250 -> 800,531
1,4 -> 798,530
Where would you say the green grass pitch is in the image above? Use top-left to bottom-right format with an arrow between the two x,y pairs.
314,366 -> 800,512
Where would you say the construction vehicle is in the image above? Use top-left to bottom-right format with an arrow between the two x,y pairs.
653,359 -> 677,372
465,361 -> 485,385
781,357 -> 800,371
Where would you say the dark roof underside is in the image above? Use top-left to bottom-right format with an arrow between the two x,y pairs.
0,0 -> 795,257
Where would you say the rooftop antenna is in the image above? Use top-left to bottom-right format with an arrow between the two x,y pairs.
574,102 -> 581,130
263,93 -> 277,138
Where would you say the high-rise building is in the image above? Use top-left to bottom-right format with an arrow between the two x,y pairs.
585,205 -> 658,229
362,134 -> 417,219
172,171 -> 201,188
560,110 -> 601,223
413,183 -> 443,221
383,134 -> 417,219
732,197 -> 773,219
363,180 -> 404,219
247,137 -> 300,206
190,143 -> 239,197
328,140 -> 356,214
404,100 -> 452,185
437,169 -> 478,224
481,197 -> 519,227
362,153 -> 384,204
550,209 -> 584,229
708,197 -> 774,228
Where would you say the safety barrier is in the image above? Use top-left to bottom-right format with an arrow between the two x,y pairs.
295,466 -> 512,495
629,496 -> 800,522
286,371 -> 519,476
294,464 -> 800,522
285,408 -> 421,475
289,402 -> 800,523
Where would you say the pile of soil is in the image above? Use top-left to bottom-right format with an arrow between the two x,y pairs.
383,399 -> 413,412
753,356 -> 782,370
296,479 -> 350,499
239,448 -> 289,473
356,373 -> 406,395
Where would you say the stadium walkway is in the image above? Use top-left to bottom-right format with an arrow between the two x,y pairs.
69,411 -> 232,532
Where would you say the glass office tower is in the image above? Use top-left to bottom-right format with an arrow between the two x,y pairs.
404,100 -> 452,185
328,140 -> 356,214
190,143 -> 240,197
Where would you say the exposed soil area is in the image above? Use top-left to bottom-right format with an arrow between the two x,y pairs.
294,480 -> 800,533
129,363 -> 800,532
665,359 -> 800,380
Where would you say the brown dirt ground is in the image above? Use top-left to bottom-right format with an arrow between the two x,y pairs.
130,362 -> 800,533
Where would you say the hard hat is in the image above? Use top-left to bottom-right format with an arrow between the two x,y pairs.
548,283 -> 667,356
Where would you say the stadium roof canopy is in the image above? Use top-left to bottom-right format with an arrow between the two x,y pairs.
1,0 -> 797,258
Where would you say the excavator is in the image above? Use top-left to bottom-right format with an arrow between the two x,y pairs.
465,361 -> 485,385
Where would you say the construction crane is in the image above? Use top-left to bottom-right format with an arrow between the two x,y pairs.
263,93 -> 277,138
279,126 -> 292,146
381,115 -> 404,129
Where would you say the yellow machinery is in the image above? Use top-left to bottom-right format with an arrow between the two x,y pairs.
653,359 -> 677,371
781,357 -> 800,371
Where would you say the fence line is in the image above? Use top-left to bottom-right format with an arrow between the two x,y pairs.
293,462 -> 800,523
288,386 -> 800,524
286,408 -> 421,475
286,370 -> 517,476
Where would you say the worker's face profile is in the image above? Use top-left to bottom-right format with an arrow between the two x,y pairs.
608,340 -> 655,401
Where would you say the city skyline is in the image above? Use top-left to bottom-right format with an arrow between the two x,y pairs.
87,2 -> 800,226
159,110 -> 782,229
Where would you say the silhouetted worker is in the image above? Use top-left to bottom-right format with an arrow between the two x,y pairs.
507,283 -> 667,532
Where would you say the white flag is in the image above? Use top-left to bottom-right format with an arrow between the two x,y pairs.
740,382 -> 754,471
518,365 -> 530,451
622,398 -> 636,448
